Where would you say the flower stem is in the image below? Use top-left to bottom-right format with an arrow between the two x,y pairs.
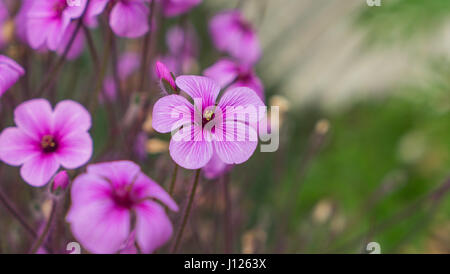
169,163 -> 179,196
30,199 -> 57,254
0,188 -> 37,239
222,173 -> 232,253
171,169 -> 201,253
82,25 -> 100,72
138,0 -> 156,92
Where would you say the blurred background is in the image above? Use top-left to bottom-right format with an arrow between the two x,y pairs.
0,0 -> 449,254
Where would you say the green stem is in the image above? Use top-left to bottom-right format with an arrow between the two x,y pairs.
30,199 -> 57,254
171,169 -> 201,253
169,164 -> 179,196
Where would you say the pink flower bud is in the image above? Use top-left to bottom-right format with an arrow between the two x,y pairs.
155,60 -> 177,92
52,171 -> 70,192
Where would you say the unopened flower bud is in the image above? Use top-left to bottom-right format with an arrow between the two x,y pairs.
52,171 -> 70,193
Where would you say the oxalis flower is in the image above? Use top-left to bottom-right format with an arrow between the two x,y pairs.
0,99 -> 93,186
66,161 -> 178,254
152,75 -> 265,169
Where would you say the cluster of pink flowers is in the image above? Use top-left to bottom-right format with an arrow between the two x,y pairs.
0,0 -> 264,254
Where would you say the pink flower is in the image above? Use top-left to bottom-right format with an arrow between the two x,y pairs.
0,99 -> 93,186
152,75 -> 265,169
0,55 -> 25,97
162,0 -> 202,18
209,10 -> 261,65
26,0 -> 87,50
109,0 -> 150,38
155,60 -> 176,92
204,58 -> 264,101
84,0 -> 109,27
52,170 -> 70,192
118,51 -> 140,79
66,161 -> 178,254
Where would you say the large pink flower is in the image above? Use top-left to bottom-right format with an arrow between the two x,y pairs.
26,0 -> 87,50
0,99 -> 93,186
204,58 -> 264,101
152,75 -> 265,169
209,10 -> 261,65
66,161 -> 178,254
0,55 -> 25,97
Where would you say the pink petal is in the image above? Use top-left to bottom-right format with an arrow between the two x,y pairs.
55,131 -> 93,169
133,174 -> 178,212
213,120 -> 258,165
109,1 -> 149,38
118,52 -> 140,80
152,94 -> 194,133
218,86 -> 265,125
86,161 -> 141,189
14,99 -> 53,139
0,55 -> 25,97
0,127 -> 40,166
53,100 -> 91,137
68,173 -> 112,211
135,201 -> 173,253
203,59 -> 238,88
175,75 -> 220,107
155,60 -> 176,91
163,0 -> 201,17
68,199 -> 130,254
20,154 -> 60,186
169,124 -> 213,169
202,152 -> 231,180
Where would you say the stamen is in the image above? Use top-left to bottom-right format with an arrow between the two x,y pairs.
41,135 -> 58,153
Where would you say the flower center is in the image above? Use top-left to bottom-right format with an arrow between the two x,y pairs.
53,1 -> 68,15
41,135 -> 58,153
112,187 -> 136,209
202,109 -> 216,127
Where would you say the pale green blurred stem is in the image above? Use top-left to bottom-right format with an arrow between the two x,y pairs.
30,199 -> 57,254
171,169 -> 201,253
169,163 -> 179,196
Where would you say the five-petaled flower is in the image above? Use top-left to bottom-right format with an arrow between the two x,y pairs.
0,99 -> 93,186
152,75 -> 265,169
66,161 -> 178,254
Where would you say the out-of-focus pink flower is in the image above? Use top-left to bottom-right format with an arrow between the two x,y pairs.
204,58 -> 264,101
166,25 -> 198,59
26,0 -> 87,50
52,170 -> 70,192
203,152 -> 232,180
66,160 -> 178,254
56,22 -> 85,60
155,60 -> 176,92
162,0 -> 201,17
84,0 -> 109,27
152,75 -> 265,169
99,76 -> 117,103
109,0 -> 150,38
209,10 -> 261,65
134,131 -> 148,161
118,51 -> 140,79
0,99 -> 93,186
0,55 -> 25,97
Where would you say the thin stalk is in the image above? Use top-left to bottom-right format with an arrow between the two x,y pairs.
171,169 -> 201,253
30,199 -> 57,254
82,25 -> 100,72
223,173 -> 232,253
169,163 -> 179,196
0,188 -> 37,239
138,0 -> 156,91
